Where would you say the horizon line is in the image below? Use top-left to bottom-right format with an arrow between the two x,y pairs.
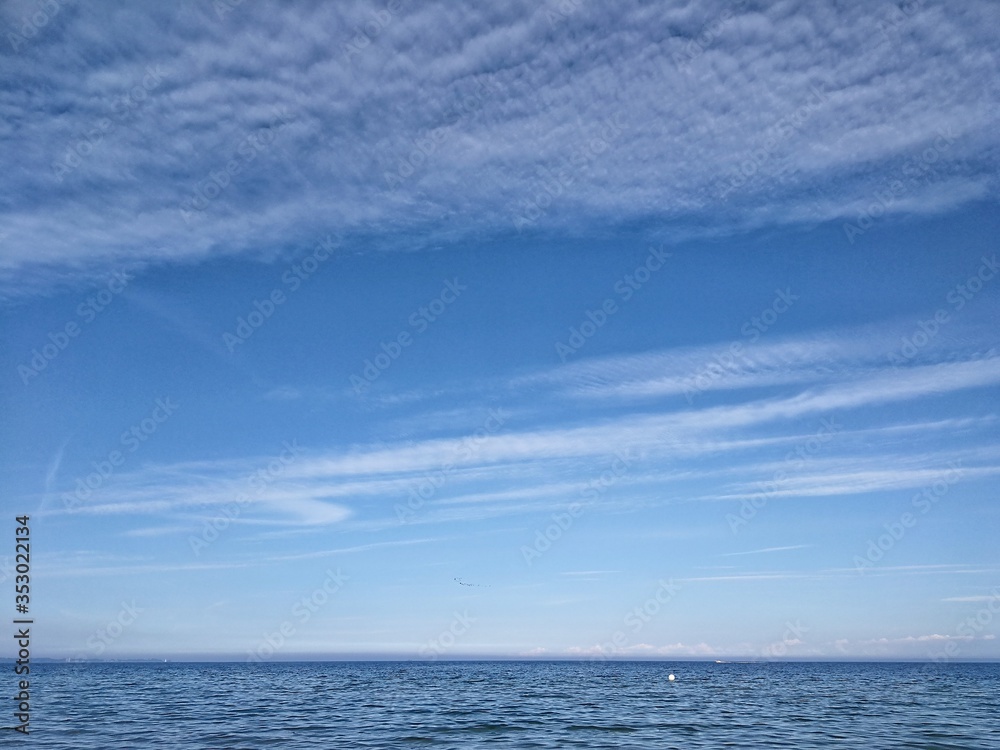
10,656 -> 1000,664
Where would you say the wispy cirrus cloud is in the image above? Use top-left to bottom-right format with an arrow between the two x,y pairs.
721,545 -> 811,557
45,334 -> 1000,539
512,314 -> 1000,403
2,1 -> 998,291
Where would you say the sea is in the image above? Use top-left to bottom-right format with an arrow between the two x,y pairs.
9,661 -> 999,748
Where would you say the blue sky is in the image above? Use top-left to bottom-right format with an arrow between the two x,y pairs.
1,1 -> 998,661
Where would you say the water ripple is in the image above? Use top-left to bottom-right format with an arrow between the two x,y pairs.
12,661 -> 1000,749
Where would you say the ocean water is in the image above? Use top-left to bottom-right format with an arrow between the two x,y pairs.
11,661 -> 999,748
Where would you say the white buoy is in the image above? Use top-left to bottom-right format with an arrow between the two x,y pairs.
668,673 -> 676,681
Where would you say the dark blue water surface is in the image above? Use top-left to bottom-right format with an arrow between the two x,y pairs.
8,661 -> 999,748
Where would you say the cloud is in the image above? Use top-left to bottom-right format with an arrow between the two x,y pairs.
2,1 -> 998,290
261,386 -> 304,401
37,537 -> 438,577
721,545 -> 811,556
553,570 -> 620,583
864,634 -> 977,644
679,572 -> 811,583
567,641 -> 719,658
44,440 -> 69,493
245,355 -> 1000,483
122,525 -> 192,538
712,464 -> 1000,501
823,564 -> 985,575
516,316 -> 1000,405
43,332 -> 1000,534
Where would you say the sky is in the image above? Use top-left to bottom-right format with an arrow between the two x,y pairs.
1,0 -> 998,662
